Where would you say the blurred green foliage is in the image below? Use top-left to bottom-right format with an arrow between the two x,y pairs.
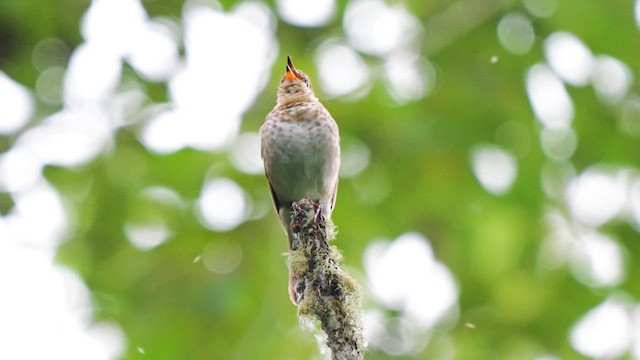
2,0 -> 640,359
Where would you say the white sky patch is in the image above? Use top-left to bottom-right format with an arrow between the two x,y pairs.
566,167 -> 626,227
592,55 -> 633,104
0,71 -> 34,135
471,145 -> 517,195
196,178 -> 247,232
276,0 -> 335,27
3,181 -> 68,248
234,1 -> 275,32
570,232 -> 624,288
140,109 -> 187,154
570,296 -> 633,359
497,13 -> 535,55
180,2 -> 275,113
229,132 -> 264,175
141,107 -> 241,154
126,20 -> 180,82
141,2 -> 276,153
16,109 -> 112,168
526,64 -> 574,130
540,128 -> 577,161
81,0 -> 147,57
316,40 -> 370,97
0,241 -> 125,359
383,53 -> 434,103
544,32 -> 594,86
0,146 -> 43,193
364,232 -> 458,331
125,223 -> 172,251
344,0 -> 421,56
63,43 -> 122,106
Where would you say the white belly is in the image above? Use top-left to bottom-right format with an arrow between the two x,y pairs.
261,116 -> 340,211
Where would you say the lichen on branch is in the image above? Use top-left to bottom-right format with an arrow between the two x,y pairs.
288,197 -> 365,360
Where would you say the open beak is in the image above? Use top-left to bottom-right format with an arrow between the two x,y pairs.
284,56 -> 299,81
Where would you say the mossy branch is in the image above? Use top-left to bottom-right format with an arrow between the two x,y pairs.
288,197 -> 365,360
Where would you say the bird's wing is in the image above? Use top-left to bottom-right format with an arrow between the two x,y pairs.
265,172 -> 282,213
330,180 -> 338,213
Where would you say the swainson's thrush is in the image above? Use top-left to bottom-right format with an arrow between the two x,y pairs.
260,56 -> 341,304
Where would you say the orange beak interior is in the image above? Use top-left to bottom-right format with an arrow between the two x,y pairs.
285,56 -> 299,81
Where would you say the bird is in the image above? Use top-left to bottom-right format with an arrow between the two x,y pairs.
260,56 -> 341,304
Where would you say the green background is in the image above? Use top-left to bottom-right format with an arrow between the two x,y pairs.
1,0 -> 639,359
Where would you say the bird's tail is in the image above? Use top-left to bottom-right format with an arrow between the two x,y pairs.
277,206 -> 301,304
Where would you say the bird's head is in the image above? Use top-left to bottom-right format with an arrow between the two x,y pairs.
277,56 -> 317,104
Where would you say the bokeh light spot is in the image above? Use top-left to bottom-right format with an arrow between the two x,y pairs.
0,147 -> 42,193
344,0 -> 421,56
540,128 -> 577,161
196,178 -> 247,232
316,40 -> 370,97
497,13 -> 535,55
81,0 -> 147,57
64,43 -> 122,105
0,240 -> 126,359
18,109 -> 112,167
140,2 -> 276,153
31,38 -> 70,71
352,165 -> 392,205
636,0 -> 640,30
629,177 -> 640,230
276,0 -> 335,27
471,145 -> 517,195
125,223 -> 171,251
364,232 -> 458,330
526,64 -> 574,130
339,134 -> 371,178
383,53 -> 435,103
620,96 -> 640,138
592,55 -> 632,104
570,232 -> 624,288
570,296 -> 633,359
4,181 -> 68,248
35,67 -> 65,105
141,186 -> 183,206
541,162 -> 575,200
229,132 -> 264,175
566,167 -> 626,227
523,0 -> 558,18
544,32 -> 594,86
202,241 -> 243,274
0,71 -> 34,135
126,20 -> 179,82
